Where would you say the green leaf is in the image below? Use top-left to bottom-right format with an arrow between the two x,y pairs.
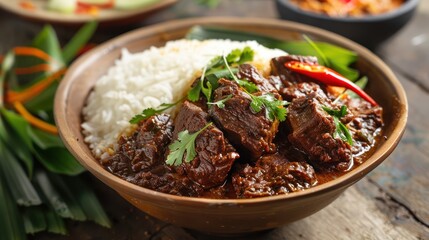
28,126 -> 64,149
0,108 -> 34,150
0,143 -> 41,206
188,82 -> 202,102
34,170 -> 73,219
249,94 -> 289,121
34,146 -> 85,176
195,0 -> 220,8
207,94 -> 232,109
0,118 -> 33,176
186,26 -> 359,81
130,101 -> 180,124
166,122 -> 213,166
346,76 -> 368,98
65,176 -> 111,228
48,174 -> 87,221
0,51 -> 14,107
62,21 -> 98,64
44,206 -> 67,235
22,206 -> 47,234
32,25 -> 65,66
0,175 -> 27,240
237,79 -> 258,93
323,105 -> 353,145
24,82 -> 58,112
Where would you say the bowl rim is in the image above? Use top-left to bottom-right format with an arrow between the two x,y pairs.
55,17 -> 408,205
276,0 -> 420,22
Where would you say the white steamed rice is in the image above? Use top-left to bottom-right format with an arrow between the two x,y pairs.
81,39 -> 286,158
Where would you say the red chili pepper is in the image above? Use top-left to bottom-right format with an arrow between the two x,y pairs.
284,61 -> 378,106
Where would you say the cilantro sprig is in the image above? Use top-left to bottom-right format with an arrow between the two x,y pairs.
129,99 -> 182,124
187,47 -> 257,102
207,95 -> 232,109
223,54 -> 289,122
322,105 -> 353,145
166,122 -> 213,166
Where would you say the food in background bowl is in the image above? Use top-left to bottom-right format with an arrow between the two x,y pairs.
82,39 -> 383,199
290,0 -> 404,17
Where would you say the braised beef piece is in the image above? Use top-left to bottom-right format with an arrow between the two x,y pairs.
342,97 -> 383,163
237,64 -> 278,94
172,101 -> 240,189
131,165 -> 203,196
232,153 -> 317,198
287,92 -> 353,169
209,78 -> 279,160
101,114 -> 173,175
270,55 -> 319,86
101,114 -> 203,196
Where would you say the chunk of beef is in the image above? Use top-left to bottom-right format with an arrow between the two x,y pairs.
131,165 -> 203,197
172,101 -> 240,189
343,97 -> 383,163
232,153 -> 317,198
270,55 -> 319,86
237,64 -> 278,94
287,92 -> 353,168
209,79 -> 279,160
101,114 -> 173,175
101,114 -> 203,196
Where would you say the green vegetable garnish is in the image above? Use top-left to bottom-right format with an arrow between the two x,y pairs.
207,95 -> 232,109
249,94 -> 289,122
188,47 -> 257,102
186,26 -> 360,81
129,99 -> 182,124
166,122 -> 213,166
223,54 -> 289,122
322,105 -> 353,145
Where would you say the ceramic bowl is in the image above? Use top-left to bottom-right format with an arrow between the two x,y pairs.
54,17 -> 407,235
276,0 -> 420,49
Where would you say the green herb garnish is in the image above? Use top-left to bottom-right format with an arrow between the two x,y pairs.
322,105 -> 353,145
166,122 -> 213,166
223,55 -> 289,122
186,26 -> 360,81
207,94 -> 232,108
249,94 -> 289,122
188,47 -> 256,102
129,99 -> 183,124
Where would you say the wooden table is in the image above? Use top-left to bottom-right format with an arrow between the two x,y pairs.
1,0 -> 428,239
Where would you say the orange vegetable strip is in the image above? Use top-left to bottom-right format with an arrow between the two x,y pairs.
13,101 -> 58,135
6,68 -> 66,103
15,64 -> 51,75
13,47 -> 52,62
19,1 -> 36,11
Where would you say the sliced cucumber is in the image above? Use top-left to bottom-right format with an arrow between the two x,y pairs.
48,0 -> 77,13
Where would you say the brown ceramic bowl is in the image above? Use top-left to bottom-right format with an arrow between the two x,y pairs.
54,17 -> 407,235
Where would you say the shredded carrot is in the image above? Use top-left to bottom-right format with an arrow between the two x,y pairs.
19,1 -> 36,11
13,101 -> 58,135
15,64 -> 51,75
6,68 -> 66,103
13,47 -> 53,62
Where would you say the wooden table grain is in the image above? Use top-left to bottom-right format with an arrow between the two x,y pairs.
1,0 -> 428,239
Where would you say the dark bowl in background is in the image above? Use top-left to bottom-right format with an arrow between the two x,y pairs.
276,0 -> 420,49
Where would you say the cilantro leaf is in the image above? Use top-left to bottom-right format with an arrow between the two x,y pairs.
188,47 -> 255,102
237,79 -> 258,93
207,95 -> 232,109
249,94 -> 289,121
129,101 -> 181,124
322,105 -> 353,145
166,122 -> 213,166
